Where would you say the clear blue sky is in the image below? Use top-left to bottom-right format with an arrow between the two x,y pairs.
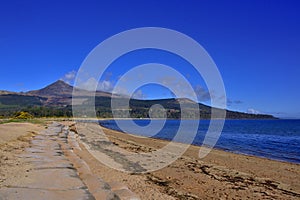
0,0 -> 299,118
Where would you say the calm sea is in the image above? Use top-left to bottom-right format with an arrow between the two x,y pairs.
99,119 -> 300,164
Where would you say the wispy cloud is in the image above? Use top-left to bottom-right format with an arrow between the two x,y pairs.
227,99 -> 243,106
97,80 -> 113,92
77,77 -> 98,91
159,76 -> 211,102
132,89 -> 147,99
193,85 -> 210,101
247,108 -> 260,114
77,77 -> 114,92
61,70 -> 76,84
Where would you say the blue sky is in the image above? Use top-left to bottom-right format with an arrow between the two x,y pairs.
0,0 -> 299,118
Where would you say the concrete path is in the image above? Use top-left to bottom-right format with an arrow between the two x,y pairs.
0,122 -> 139,200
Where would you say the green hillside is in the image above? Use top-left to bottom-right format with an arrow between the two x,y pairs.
0,81 -> 277,119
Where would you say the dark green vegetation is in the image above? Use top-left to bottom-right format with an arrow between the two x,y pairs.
0,80 -> 276,119
0,95 -> 70,118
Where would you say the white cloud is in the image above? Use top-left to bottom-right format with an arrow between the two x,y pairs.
77,77 -> 114,92
61,70 -> 76,84
112,85 -> 129,96
132,89 -> 146,99
97,80 -> 113,92
78,77 -> 98,91
247,108 -> 260,114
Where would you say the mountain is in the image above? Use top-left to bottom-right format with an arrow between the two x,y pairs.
27,80 -> 73,97
26,80 -> 114,97
24,80 -> 118,106
0,80 -> 277,119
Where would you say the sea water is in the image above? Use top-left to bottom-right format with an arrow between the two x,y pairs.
99,119 -> 300,164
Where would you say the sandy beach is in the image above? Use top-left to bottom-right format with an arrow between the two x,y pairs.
74,122 -> 300,199
0,123 -> 44,188
0,121 -> 299,199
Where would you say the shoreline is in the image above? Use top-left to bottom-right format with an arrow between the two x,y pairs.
99,123 -> 300,166
103,124 -> 299,165
75,121 -> 300,199
98,120 -> 300,165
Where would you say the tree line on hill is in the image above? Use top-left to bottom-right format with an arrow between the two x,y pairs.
0,93 -> 276,119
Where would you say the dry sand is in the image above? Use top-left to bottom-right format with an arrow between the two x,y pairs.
0,122 -> 43,145
0,123 -> 44,188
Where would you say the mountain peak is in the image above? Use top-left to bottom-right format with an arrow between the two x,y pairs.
54,79 -> 68,84
27,80 -> 73,97
49,80 -> 72,88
